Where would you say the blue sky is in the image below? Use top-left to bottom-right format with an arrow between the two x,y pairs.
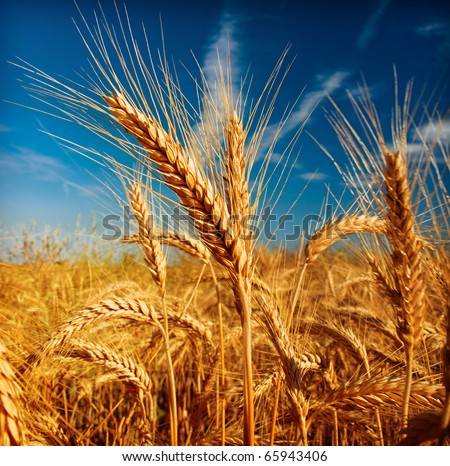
1,0 -> 449,243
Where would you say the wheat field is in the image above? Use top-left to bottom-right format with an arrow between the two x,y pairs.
1,6 -> 449,446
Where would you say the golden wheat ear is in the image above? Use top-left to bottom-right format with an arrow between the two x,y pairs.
127,182 -> 167,292
0,344 -> 25,446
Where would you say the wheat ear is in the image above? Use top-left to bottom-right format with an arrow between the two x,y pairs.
304,214 -> 387,265
59,339 -> 152,394
103,93 -> 238,269
128,183 -> 166,291
384,149 -> 427,429
29,298 -> 212,366
0,343 -> 24,446
224,112 -> 254,445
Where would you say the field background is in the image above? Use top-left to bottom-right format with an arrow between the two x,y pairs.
1,0 -> 449,446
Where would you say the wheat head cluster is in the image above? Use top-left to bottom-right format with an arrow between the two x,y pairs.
1,6 -> 449,446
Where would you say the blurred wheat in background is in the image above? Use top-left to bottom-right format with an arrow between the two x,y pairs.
1,3 -> 449,446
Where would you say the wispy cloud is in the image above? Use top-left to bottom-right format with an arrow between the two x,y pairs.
261,70 -> 350,156
195,11 -> 245,155
415,20 -> 450,57
285,71 -> 350,133
416,22 -> 448,36
346,81 -> 383,100
202,11 -> 243,97
62,180 -> 104,198
269,152 -> 303,170
357,0 -> 390,49
0,147 -> 106,206
0,124 -> 11,133
0,147 -> 69,181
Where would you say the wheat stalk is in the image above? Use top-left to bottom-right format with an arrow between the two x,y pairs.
104,90 -> 255,444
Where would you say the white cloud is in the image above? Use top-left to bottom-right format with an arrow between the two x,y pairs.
415,20 -> 450,57
193,11 -> 244,152
346,81 -> 382,100
406,142 -> 427,157
357,0 -> 390,49
419,120 -> 450,141
0,124 -> 11,133
297,171 -> 328,182
269,151 -> 303,169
